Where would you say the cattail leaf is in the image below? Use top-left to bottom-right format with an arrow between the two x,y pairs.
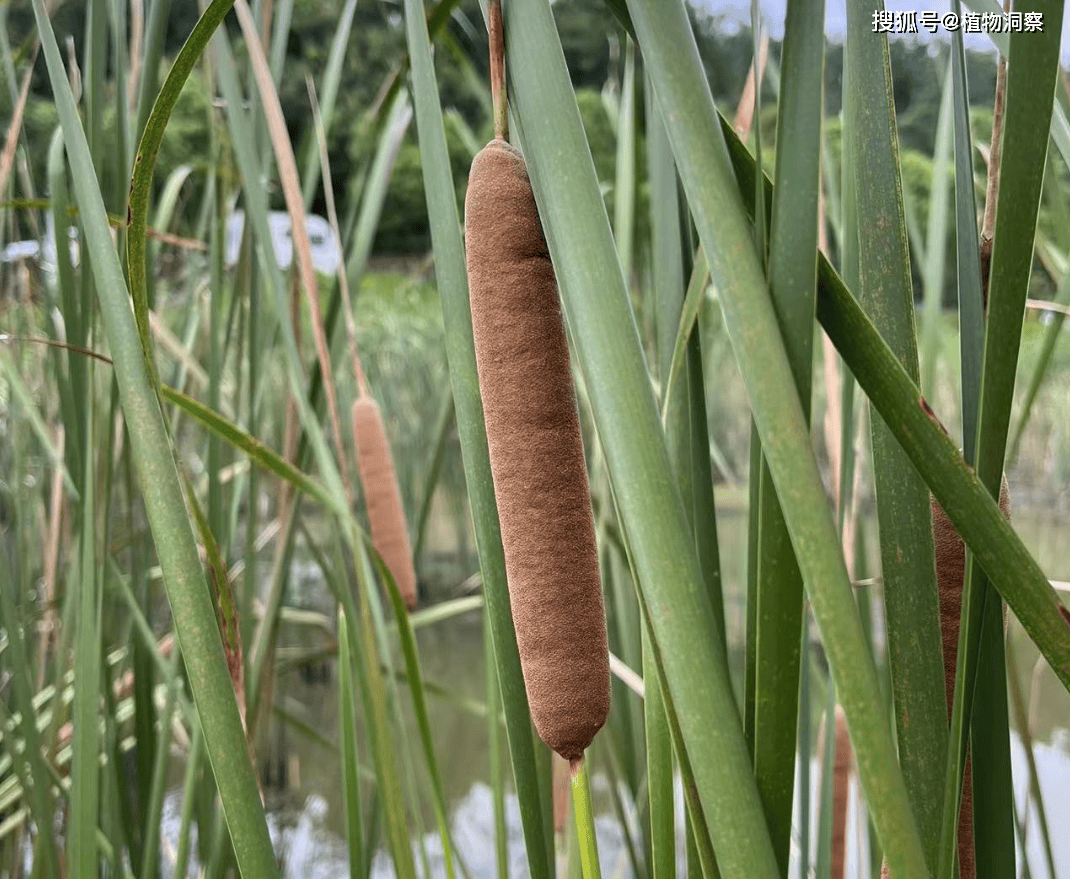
646,76 -> 684,879
183,473 -> 246,730
949,0 -> 986,457
624,0 -> 929,874
751,0 -> 825,868
160,385 -> 341,516
613,37 -> 637,277
299,0 -> 359,205
0,521 -> 60,876
337,608 -> 368,879
373,551 -> 458,878
127,0 -> 236,394
27,2 -> 279,874
805,259 -> 1070,693
845,4 -> 947,868
919,63 -> 954,401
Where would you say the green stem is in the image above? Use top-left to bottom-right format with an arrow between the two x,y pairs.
571,757 -> 602,879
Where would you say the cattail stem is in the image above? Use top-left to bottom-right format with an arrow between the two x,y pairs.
489,0 -> 508,141
570,756 -> 602,879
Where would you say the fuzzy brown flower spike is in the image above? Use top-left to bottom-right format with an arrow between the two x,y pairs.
462,0 -> 609,767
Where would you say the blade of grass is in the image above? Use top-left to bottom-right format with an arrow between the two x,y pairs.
127,0 -> 237,392
133,0 -> 173,142
403,3 -> 554,877
70,391 -> 101,878
844,5 -> 947,869
485,612 -> 509,879
613,36 -> 636,278
28,2 -> 280,873
374,553 -> 458,879
642,629 -> 674,879
750,0 -> 825,868
645,75 -> 684,879
949,0 -> 986,459
299,0 -> 359,206
338,608 -> 367,879
232,0 -> 351,498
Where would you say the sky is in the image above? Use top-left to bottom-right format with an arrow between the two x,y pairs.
692,0 -> 1070,62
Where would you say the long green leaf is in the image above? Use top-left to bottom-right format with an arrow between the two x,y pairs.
708,102 -> 1070,695
375,555 -> 457,879
338,609 -> 367,879
622,1 -> 928,874
28,3 -> 279,875
920,63 -> 954,401
750,0 -> 825,868
845,5 -> 947,868
127,0 -> 236,391
70,393 -> 101,879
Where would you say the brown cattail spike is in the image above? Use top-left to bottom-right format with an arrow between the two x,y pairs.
931,475 -> 1011,879
831,706 -> 851,879
464,137 -> 610,763
352,395 -> 418,611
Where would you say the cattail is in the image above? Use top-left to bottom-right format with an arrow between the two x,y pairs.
929,475 -> 1010,879
831,706 -> 851,879
352,394 -> 418,611
876,478 -> 1011,879
463,1 -> 609,767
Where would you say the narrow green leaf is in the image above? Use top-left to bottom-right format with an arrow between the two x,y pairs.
920,63 -> 954,401
949,0 -> 986,458
751,0 -> 825,868
28,2 -> 279,873
845,5 -> 947,868
624,1 -> 929,874
374,554 -> 457,879
71,398 -> 101,879
160,385 -> 340,515
613,36 -> 636,277
338,608 -> 367,879
127,0 -> 236,392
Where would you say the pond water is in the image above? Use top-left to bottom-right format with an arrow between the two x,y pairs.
159,496 -> 1070,878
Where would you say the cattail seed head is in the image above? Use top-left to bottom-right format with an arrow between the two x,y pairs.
832,706 -> 851,879
929,475 -> 1010,879
352,395 -> 418,611
464,137 -> 610,762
